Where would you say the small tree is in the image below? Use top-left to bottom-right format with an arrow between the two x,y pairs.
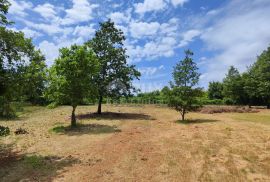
168,50 -> 202,121
46,45 -> 99,127
87,19 -> 140,114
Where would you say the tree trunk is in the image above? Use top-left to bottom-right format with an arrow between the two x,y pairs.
181,108 -> 185,121
97,95 -> 103,114
181,113 -> 185,121
267,104 -> 270,109
71,106 -> 77,128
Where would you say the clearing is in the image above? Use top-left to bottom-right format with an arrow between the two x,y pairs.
0,105 -> 270,181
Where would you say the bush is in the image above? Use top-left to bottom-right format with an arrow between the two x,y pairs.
0,125 -> 10,137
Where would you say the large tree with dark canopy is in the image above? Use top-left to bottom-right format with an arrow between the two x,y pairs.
87,19 -> 140,114
244,46 -> 270,108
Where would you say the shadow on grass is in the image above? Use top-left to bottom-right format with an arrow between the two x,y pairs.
176,119 -> 219,124
0,143 -> 79,182
77,112 -> 155,121
51,123 -> 121,136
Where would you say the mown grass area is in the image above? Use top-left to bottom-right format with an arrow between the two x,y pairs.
227,111 -> 270,125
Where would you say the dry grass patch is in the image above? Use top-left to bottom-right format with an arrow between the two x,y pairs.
200,105 -> 258,114
0,105 -> 269,181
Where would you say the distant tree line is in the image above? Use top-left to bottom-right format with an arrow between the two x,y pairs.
208,47 -> 270,108
132,46 -> 270,112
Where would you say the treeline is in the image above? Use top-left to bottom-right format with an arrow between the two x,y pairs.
132,47 -> 270,109
208,47 -> 270,108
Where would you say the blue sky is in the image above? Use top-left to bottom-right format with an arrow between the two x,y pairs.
7,0 -> 270,92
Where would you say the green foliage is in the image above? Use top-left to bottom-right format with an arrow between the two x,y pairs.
208,81 -> 224,100
0,26 -> 35,117
0,125 -> 10,136
87,19 -> 140,114
222,66 -> 247,105
45,45 -> 99,127
168,50 -> 203,120
23,50 -> 47,105
244,47 -> 270,107
0,0 -> 12,25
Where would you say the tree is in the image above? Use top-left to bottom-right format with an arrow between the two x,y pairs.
222,66 -> 246,105
0,27 -> 34,117
23,50 -> 47,105
208,81 -> 223,100
87,19 -> 140,114
46,45 -> 99,127
244,46 -> 270,108
168,50 -> 202,121
0,0 -> 12,26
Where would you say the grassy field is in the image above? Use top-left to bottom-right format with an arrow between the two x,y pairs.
0,105 -> 270,181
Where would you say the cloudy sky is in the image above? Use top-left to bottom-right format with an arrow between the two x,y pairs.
7,0 -> 270,91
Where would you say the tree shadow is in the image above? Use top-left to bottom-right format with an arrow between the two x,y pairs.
76,112 -> 155,121
51,123 -> 121,136
0,143 -> 80,182
176,119 -> 219,124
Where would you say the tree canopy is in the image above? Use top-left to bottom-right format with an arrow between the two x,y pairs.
87,19 -> 140,114
46,45 -> 99,127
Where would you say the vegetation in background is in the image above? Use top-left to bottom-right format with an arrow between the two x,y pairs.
206,46 -> 270,108
167,50 -> 203,121
87,19 -> 140,114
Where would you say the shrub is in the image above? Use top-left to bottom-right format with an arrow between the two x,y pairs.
0,125 -> 10,137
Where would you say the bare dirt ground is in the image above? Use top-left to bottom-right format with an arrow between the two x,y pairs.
0,105 -> 270,182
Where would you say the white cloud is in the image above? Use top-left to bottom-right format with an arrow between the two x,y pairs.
108,12 -> 130,24
38,41 -> 60,66
179,29 -> 201,47
24,21 -> 64,35
199,0 -> 270,87
73,25 -> 96,39
130,21 -> 161,38
171,0 -> 189,7
61,0 -> 98,25
134,0 -> 167,14
139,65 -> 165,76
21,28 -> 43,38
127,36 -> 177,62
33,3 -> 57,19
9,0 -> 32,17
